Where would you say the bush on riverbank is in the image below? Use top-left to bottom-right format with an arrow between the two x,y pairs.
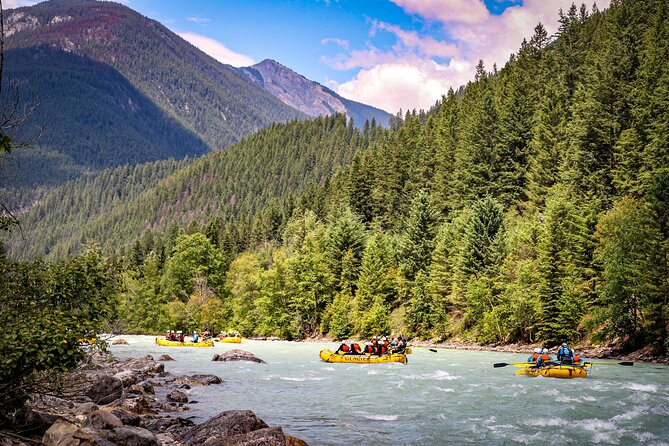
0,246 -> 120,422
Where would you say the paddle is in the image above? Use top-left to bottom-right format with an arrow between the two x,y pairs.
584,361 -> 634,366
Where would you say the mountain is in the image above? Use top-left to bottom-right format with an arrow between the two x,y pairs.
238,59 -> 392,128
1,0 -> 305,208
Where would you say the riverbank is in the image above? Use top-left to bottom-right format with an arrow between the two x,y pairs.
0,347 -> 308,446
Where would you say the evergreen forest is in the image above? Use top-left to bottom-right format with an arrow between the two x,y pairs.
4,0 -> 669,356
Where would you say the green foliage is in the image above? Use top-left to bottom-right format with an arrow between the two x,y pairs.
0,247 -> 119,419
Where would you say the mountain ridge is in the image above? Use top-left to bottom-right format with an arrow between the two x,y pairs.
239,59 -> 392,128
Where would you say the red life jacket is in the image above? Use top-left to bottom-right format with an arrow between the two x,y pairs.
364,345 -> 374,354
540,354 -> 551,361
340,344 -> 350,353
573,355 -> 580,363
531,353 -> 540,360
379,345 -> 388,355
351,343 -> 362,354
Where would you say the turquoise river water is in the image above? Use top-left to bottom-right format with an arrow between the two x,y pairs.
110,336 -> 669,445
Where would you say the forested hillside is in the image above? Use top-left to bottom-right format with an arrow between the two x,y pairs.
5,0 -> 667,353
1,0 -> 305,209
9,114 -> 377,259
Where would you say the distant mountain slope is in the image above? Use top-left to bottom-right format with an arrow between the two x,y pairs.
6,0 -> 305,151
239,59 -> 391,128
8,114 -> 371,260
1,0 -> 306,209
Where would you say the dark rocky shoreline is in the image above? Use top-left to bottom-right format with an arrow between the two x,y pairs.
1,349 -> 308,446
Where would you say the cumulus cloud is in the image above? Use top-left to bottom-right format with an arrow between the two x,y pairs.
329,0 -> 611,113
338,58 -> 472,113
177,32 -> 255,67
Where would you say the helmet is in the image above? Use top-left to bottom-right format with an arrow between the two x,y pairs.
383,336 -> 388,341
534,348 -> 541,354
562,342 -> 567,347
542,348 -> 549,354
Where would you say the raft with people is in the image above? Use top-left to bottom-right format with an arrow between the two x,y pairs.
215,331 -> 243,343
319,335 -> 411,364
319,349 -> 409,364
495,342 -> 633,378
155,337 -> 214,347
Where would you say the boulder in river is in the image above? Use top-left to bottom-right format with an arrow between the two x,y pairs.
172,374 -> 222,387
106,425 -> 160,446
180,410 -> 272,445
112,338 -> 129,345
167,389 -> 188,403
158,354 -> 174,361
212,349 -> 266,363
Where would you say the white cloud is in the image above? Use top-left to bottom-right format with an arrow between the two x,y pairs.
177,32 -> 255,67
338,58 -> 472,113
187,17 -> 211,23
321,37 -> 350,49
330,0 -> 611,113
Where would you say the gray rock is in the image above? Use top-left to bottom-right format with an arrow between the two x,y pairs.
180,410 -> 269,445
74,402 -> 99,416
85,375 -> 122,405
286,435 -> 310,446
112,338 -> 128,345
143,416 -> 194,435
212,349 -> 266,363
128,381 -> 154,395
158,354 -> 174,361
106,426 -> 159,446
222,426 -> 285,446
113,370 -> 138,387
43,419 -> 94,446
167,390 -> 188,403
172,374 -> 222,387
109,409 -> 141,427
89,410 -> 123,430
122,356 -> 164,374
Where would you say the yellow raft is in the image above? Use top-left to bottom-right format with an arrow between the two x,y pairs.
155,337 -> 214,347
516,364 -> 589,379
319,349 -> 409,364
215,337 -> 242,344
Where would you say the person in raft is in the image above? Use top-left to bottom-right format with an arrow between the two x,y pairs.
536,348 -> 554,367
528,348 -> 542,363
557,342 -> 575,364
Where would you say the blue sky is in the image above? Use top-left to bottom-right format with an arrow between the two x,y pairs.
10,0 -> 611,113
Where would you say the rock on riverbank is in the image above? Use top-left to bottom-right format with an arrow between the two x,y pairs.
1,351 -> 307,446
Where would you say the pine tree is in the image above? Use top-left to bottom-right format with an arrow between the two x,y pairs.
398,190 -> 438,281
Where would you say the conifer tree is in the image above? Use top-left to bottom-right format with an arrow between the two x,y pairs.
399,190 -> 438,282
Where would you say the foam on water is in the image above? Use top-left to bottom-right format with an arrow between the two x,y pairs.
355,412 -> 399,421
622,382 -> 658,393
524,418 -> 568,428
436,387 -> 454,392
576,419 -> 626,443
280,376 -> 325,382
610,405 -> 648,421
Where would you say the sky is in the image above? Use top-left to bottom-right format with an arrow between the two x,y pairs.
7,0 -> 611,114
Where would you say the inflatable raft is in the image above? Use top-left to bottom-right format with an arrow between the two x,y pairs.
215,337 -> 242,344
516,364 -> 588,379
155,337 -> 214,347
319,349 -> 408,364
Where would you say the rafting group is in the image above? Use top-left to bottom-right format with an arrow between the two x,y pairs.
516,342 -> 590,378
155,329 -> 244,347
319,335 -> 412,364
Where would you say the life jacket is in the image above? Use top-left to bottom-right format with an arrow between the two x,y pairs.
378,345 -> 388,355
531,353 -> 540,361
573,355 -> 580,363
364,344 -> 374,354
539,354 -> 551,362
351,343 -> 362,354
179,334 -> 184,342
166,332 -> 170,339
339,344 -> 350,353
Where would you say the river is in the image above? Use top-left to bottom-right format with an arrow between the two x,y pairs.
110,336 -> 669,446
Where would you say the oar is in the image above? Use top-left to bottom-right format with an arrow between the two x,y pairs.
494,362 -> 533,368
584,361 -> 634,366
